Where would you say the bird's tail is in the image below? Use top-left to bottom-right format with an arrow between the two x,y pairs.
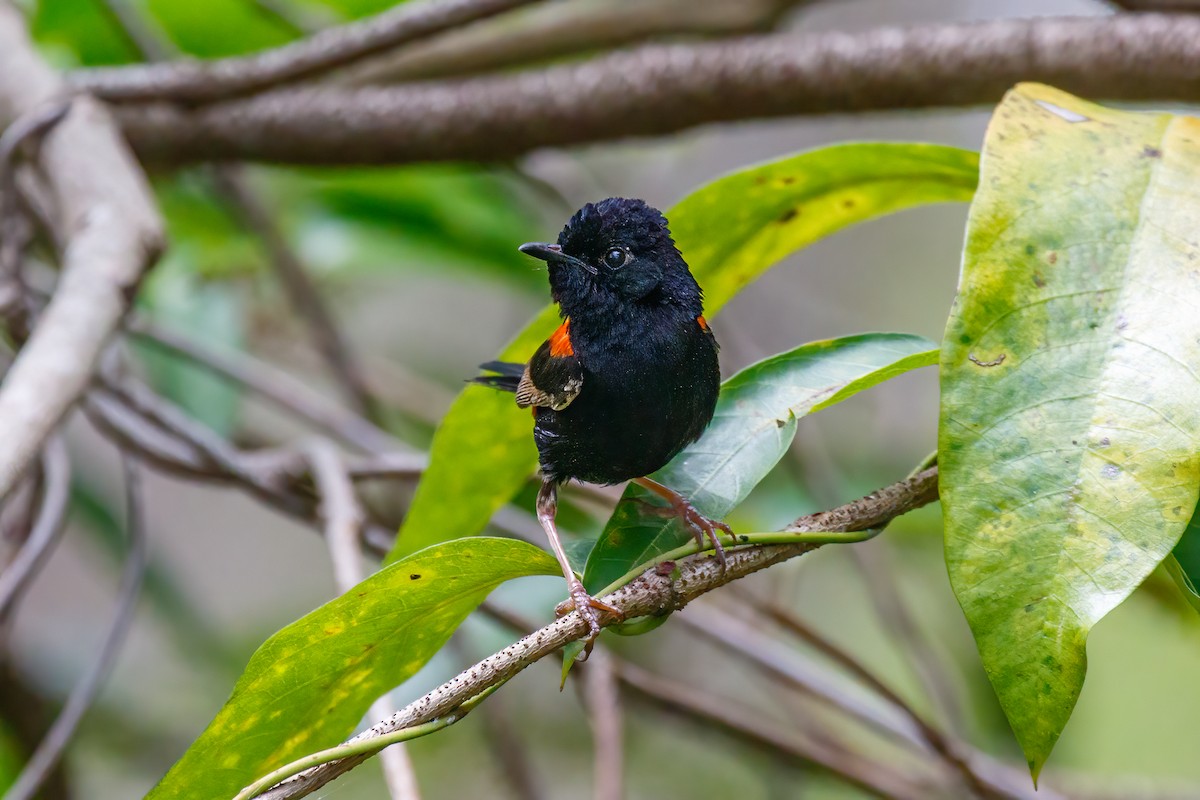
471,361 -> 524,393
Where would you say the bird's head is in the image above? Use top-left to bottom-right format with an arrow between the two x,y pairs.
519,198 -> 702,319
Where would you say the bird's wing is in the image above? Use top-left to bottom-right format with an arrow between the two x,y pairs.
516,320 -> 583,411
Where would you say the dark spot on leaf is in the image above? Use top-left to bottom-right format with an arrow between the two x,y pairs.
363,643 -> 376,652
959,334 -> 971,345
781,176 -> 795,185
1047,252 -> 1057,264
1173,506 -> 1182,515
1142,145 -> 1162,158
842,199 -> 855,210
410,574 -> 421,580
775,418 -> 787,428
777,208 -> 798,224
1025,244 -> 1035,256
753,176 -> 767,185
739,535 -> 750,543
1033,272 -> 1046,288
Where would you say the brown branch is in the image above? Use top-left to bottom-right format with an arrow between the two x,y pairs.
71,0 -> 546,104
0,3 -> 164,501
255,467 -> 940,799
107,14 -> 1200,167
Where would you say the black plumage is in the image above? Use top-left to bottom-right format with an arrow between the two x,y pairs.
474,198 -> 725,654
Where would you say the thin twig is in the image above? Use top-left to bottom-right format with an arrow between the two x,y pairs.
3,455 -> 148,800
0,437 -> 70,625
0,101 -> 70,338
741,598 -> 994,798
255,468 -> 939,798
0,4 -> 164,501
94,0 -> 391,428
306,438 -> 420,800
614,660 -> 936,800
107,15 -> 1200,166
582,647 -> 623,800
127,316 -> 403,454
339,0 -> 821,85
678,605 -> 924,749
212,167 -> 386,423
73,0 -> 548,103
849,543 -> 967,735
476,601 -> 939,799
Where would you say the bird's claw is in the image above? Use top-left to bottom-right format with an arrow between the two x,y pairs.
555,580 -> 624,660
672,498 -> 732,572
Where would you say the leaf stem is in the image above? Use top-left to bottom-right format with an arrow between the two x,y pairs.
234,685 -> 500,800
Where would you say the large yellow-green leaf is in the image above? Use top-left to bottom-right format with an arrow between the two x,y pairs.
390,143 -> 978,563
148,538 -> 557,800
939,83 -> 1200,779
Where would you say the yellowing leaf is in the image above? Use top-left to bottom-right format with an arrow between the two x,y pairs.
148,538 -> 558,799
939,83 -> 1200,778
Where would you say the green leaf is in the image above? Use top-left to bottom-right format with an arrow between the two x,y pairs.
148,538 -> 558,800
939,83 -> 1200,779
1167,498 -> 1200,613
390,143 -> 978,563
583,334 -> 937,593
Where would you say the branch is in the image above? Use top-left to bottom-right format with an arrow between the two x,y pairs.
0,3 -> 164,501
252,467 -> 939,798
108,14 -> 1200,166
71,0 -> 546,104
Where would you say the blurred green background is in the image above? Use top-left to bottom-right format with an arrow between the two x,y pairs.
6,0 -> 1199,797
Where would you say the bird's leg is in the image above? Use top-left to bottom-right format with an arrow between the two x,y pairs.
537,480 -> 623,659
632,477 -> 732,570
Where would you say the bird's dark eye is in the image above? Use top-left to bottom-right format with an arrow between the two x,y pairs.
603,248 -> 628,269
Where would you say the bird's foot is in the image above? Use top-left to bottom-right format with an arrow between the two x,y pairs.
662,496 -> 732,571
632,478 -> 733,570
555,579 -> 624,660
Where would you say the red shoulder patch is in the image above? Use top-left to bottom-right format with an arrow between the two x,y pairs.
697,315 -> 710,332
549,318 -> 574,357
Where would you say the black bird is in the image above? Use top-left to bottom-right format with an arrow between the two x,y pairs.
475,198 -> 726,651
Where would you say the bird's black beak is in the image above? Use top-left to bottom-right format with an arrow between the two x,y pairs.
519,242 -> 597,275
